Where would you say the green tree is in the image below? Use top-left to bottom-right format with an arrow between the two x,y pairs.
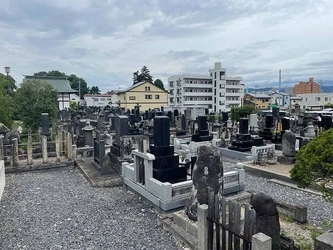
133,66 -> 153,85
324,103 -> 333,108
90,86 -> 101,94
133,71 -> 140,85
34,71 -> 89,98
154,79 -> 165,90
230,105 -> 255,121
0,74 -> 15,127
291,129 -> 333,202
15,79 -> 58,132
0,73 -> 17,94
0,94 -> 14,128
69,100 -> 79,115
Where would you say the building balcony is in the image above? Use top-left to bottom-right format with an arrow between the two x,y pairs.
183,92 -> 213,97
182,83 -> 212,88
183,100 -> 212,105
225,76 -> 243,81
226,100 -> 241,104
225,92 -> 243,97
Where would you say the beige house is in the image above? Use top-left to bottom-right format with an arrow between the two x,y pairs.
117,82 -> 168,110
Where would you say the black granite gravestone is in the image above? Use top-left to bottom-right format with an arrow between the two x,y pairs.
239,118 -> 249,134
222,112 -> 228,122
198,116 -> 208,131
151,116 -> 187,183
173,109 -> 179,117
272,107 -> 279,118
115,115 -> 129,141
209,113 -> 215,123
265,115 -> 274,128
321,115 -> 332,130
229,118 -> 253,152
281,117 -> 290,131
191,116 -> 212,142
154,116 -> 170,146
41,113 -> 51,137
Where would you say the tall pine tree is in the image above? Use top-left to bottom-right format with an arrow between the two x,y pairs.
132,66 -> 153,85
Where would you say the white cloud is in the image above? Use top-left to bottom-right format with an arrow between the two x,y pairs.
0,0 -> 332,92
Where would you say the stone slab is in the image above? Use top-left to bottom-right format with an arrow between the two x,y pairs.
216,147 -> 253,161
5,159 -> 73,174
75,157 -> 122,188
315,231 -> 333,250
123,177 -> 188,211
0,160 -> 5,200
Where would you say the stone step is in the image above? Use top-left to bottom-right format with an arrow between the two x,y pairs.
268,178 -> 322,196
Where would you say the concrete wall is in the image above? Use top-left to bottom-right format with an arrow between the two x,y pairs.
0,160 -> 5,200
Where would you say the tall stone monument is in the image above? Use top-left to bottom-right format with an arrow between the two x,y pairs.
278,130 -> 296,164
185,145 -> 224,221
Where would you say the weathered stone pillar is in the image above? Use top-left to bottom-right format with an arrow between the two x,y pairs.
0,135 -> 3,161
58,127 -> 63,156
55,135 -> 60,162
72,145 -> 77,160
27,135 -> 33,165
252,233 -> 272,250
12,138 -> 19,167
42,136 -> 48,164
67,133 -> 72,161
62,130 -> 67,156
197,204 -> 208,250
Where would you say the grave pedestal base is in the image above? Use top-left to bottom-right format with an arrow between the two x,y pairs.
277,156 -> 296,165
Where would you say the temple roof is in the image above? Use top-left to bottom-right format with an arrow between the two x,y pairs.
23,75 -> 78,93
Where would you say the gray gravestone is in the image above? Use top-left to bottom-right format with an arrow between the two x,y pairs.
101,155 -> 112,175
282,130 -> 296,157
185,145 -> 224,221
41,113 -> 50,136
251,193 -> 281,250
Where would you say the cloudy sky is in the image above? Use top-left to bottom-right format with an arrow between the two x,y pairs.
1,0 -> 333,92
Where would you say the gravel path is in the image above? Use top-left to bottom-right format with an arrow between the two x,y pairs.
0,167 -> 180,250
245,174 -> 333,226
222,158 -> 333,226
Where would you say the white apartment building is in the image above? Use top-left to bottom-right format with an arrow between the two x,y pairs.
297,93 -> 333,109
168,62 -> 244,113
84,91 -> 119,107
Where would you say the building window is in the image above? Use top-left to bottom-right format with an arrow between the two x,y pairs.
100,98 -> 105,101
145,86 -> 151,91
325,97 -> 328,101
145,95 -> 152,99
94,98 -> 99,101
129,96 -> 136,100
155,95 -> 160,99
315,97 -> 321,101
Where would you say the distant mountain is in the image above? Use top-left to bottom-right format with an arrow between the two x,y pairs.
247,85 -> 333,94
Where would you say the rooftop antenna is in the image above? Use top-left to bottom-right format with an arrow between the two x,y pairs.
278,69 -> 281,93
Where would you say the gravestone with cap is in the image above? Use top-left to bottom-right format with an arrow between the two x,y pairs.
41,113 -> 51,138
278,130 -> 296,164
191,116 -> 213,142
229,118 -> 254,152
259,115 -> 275,141
150,116 -> 187,183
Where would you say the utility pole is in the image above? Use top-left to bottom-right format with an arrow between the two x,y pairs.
78,80 -> 81,100
279,69 -> 282,107
255,85 -> 258,109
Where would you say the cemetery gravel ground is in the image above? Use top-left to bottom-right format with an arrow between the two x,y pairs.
0,167 -> 181,250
